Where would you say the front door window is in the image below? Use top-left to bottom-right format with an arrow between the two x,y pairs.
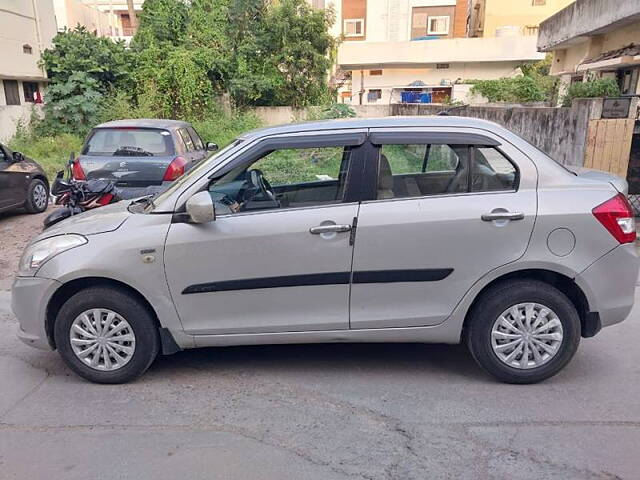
208,146 -> 353,214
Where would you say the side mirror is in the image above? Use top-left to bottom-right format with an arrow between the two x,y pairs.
185,191 -> 216,224
12,151 -> 24,163
206,142 -> 219,152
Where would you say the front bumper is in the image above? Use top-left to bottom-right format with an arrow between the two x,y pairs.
11,276 -> 60,350
575,243 -> 639,329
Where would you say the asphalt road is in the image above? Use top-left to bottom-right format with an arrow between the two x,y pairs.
1,285 -> 639,479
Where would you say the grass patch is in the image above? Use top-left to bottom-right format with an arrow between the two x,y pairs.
8,131 -> 84,179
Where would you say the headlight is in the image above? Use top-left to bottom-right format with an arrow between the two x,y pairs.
18,234 -> 87,276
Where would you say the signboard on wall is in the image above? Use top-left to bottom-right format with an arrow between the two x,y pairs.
601,98 -> 632,119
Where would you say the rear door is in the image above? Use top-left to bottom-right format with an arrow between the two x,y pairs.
350,128 -> 537,329
177,127 -> 201,168
186,126 -> 208,162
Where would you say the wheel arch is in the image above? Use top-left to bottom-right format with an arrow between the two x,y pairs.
45,276 -> 161,350
461,268 -> 592,340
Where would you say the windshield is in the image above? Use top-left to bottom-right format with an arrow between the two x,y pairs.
144,139 -> 244,211
83,128 -> 174,156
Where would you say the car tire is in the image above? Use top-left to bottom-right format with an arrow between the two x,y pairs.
54,287 -> 160,384
24,178 -> 49,213
466,279 -> 581,384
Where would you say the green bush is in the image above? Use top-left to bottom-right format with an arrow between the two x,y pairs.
38,72 -> 104,136
561,78 -> 621,107
191,108 -> 262,148
470,76 -> 548,103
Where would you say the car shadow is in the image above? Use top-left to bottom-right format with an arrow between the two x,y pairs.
149,342 -> 485,382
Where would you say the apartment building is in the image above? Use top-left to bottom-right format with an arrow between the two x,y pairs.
469,0 -> 575,38
77,0 -> 144,42
325,0 -> 572,105
538,0 -> 640,96
54,0 -> 124,38
0,0 -> 57,141
333,0 -> 544,104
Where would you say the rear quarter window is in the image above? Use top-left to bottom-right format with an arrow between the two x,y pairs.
83,128 -> 175,156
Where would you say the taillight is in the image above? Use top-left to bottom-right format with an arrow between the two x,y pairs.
71,158 -> 86,180
163,156 -> 187,181
592,193 -> 636,244
97,193 -> 113,206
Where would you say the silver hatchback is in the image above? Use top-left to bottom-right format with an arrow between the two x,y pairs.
12,117 -> 639,384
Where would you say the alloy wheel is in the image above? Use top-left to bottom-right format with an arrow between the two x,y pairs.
32,183 -> 48,210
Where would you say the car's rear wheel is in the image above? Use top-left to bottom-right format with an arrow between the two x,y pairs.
466,279 -> 581,384
25,178 -> 49,213
54,287 -> 160,384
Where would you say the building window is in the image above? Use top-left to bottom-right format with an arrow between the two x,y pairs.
23,82 -> 39,103
427,16 -> 450,35
532,0 -> 546,5
22,44 -> 33,54
369,70 -> 383,76
619,68 -> 640,95
343,19 -> 365,37
3,80 -> 20,105
436,63 -> 450,69
311,0 -> 325,8
367,89 -> 382,102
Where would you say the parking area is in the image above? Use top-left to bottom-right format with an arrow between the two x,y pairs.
0,212 -> 639,479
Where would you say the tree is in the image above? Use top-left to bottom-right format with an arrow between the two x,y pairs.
41,26 -> 132,89
257,0 -> 335,107
133,0 -> 336,109
132,0 -> 189,49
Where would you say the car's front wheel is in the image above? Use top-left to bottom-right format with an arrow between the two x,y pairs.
54,287 -> 160,384
25,178 -> 48,213
466,279 -> 581,384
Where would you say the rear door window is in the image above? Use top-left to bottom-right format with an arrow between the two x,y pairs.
83,128 -> 174,156
375,143 -> 517,200
178,128 -> 195,152
187,126 -> 204,151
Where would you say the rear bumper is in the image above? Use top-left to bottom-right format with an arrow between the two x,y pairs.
11,276 -> 60,350
575,243 -> 639,330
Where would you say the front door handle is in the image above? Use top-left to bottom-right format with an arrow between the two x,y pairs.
481,211 -> 524,221
310,224 -> 352,234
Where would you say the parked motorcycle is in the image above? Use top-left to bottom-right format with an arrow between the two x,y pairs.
43,153 -> 122,229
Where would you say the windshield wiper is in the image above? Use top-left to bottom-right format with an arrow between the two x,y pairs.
129,194 -> 156,210
113,146 -> 154,157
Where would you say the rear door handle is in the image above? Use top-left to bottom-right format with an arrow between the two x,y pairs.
481,211 -> 524,221
310,224 -> 352,234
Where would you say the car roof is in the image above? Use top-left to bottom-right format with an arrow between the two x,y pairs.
94,119 -> 191,130
238,115 -> 510,140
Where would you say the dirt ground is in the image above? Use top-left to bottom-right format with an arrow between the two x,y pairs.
0,207 -> 51,290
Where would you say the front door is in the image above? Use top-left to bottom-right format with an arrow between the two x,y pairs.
350,129 -> 537,329
164,137 -> 364,335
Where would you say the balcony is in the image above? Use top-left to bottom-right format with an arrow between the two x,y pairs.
538,0 -> 640,52
337,35 -> 543,70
